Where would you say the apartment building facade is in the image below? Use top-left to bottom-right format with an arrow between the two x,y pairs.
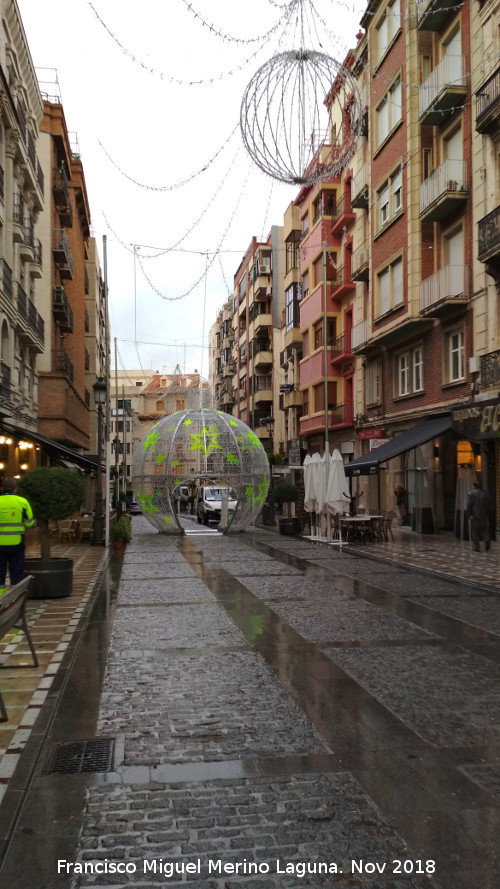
345,0 -> 482,532
230,231 -> 285,455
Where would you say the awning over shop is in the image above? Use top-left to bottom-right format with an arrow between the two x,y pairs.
1,423 -> 98,472
345,415 -> 452,477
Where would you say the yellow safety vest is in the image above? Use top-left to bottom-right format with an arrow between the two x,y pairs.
0,494 -> 34,546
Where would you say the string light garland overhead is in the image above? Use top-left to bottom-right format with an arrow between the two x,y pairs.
239,0 -> 363,185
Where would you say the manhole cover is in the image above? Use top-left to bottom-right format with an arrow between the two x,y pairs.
45,738 -> 114,774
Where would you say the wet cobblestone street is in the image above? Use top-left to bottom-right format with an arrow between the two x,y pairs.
1,517 -> 499,889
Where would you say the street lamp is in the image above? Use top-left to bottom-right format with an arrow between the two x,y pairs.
92,377 -> 107,546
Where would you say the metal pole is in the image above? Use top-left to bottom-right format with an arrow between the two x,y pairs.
92,403 -> 104,545
103,234 -> 110,547
323,240 -> 331,542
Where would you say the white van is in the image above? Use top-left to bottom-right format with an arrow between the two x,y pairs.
196,485 -> 237,525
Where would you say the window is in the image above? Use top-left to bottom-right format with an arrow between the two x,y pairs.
377,166 -> 402,232
395,346 -> 424,397
285,283 -> 300,331
446,329 -> 465,382
365,358 -> 382,406
313,381 -> 337,413
376,256 -> 403,316
375,0 -> 400,63
313,319 -> 336,350
376,77 -> 402,147
285,233 -> 300,273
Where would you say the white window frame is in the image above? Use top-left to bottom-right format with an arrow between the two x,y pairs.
395,345 -> 424,397
375,0 -> 401,64
377,166 -> 403,232
376,76 -> 402,148
446,329 -> 465,382
376,255 -> 404,317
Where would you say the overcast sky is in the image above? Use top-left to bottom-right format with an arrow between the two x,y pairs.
18,0 -> 364,378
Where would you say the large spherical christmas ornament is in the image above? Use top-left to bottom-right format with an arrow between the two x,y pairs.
240,50 -> 363,185
132,408 -> 270,534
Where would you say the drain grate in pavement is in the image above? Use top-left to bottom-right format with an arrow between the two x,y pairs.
45,738 -> 114,774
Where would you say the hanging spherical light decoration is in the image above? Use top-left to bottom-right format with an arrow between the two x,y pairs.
132,408 -> 270,535
240,49 -> 363,186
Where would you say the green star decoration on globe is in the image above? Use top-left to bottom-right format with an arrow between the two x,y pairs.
155,455 -> 165,466
142,430 -> 159,452
225,454 -> 239,466
189,426 -> 222,457
138,489 -> 159,517
253,477 -> 269,508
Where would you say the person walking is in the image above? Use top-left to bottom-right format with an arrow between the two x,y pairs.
466,481 -> 491,552
394,484 -> 408,526
0,477 -> 34,595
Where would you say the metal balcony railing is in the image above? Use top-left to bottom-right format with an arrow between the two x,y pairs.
478,206 -> 500,260
420,264 -> 469,311
419,55 -> 466,117
419,159 -> 467,215
351,319 -> 368,350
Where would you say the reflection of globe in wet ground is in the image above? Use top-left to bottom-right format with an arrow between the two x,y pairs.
132,408 -> 270,534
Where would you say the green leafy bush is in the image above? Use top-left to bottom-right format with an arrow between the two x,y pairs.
269,481 -> 299,504
110,515 -> 132,544
17,467 -> 85,560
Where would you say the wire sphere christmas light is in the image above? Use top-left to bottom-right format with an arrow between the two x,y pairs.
240,49 -> 363,185
132,408 -> 270,535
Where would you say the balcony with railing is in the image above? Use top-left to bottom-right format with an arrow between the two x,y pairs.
420,264 -> 469,317
351,319 -> 368,351
330,264 -> 355,303
351,244 -> 369,281
53,229 -> 73,279
331,402 -> 354,427
1,260 -> 12,301
0,362 -> 11,400
0,165 -> 4,203
419,56 -> 467,126
331,193 -> 356,236
330,332 -> 354,367
476,66 -> 500,136
419,159 -> 468,222
53,286 -> 73,333
478,205 -> 500,272
351,167 -> 368,209
17,284 -> 45,350
55,349 -> 74,383
31,239 -> 43,277
12,193 -> 25,241
417,0 -> 456,31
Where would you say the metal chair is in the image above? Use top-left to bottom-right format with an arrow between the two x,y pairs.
78,516 -> 94,541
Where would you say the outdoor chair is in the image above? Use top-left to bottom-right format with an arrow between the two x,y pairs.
382,510 -> 396,541
57,519 -> 77,544
78,516 -> 94,541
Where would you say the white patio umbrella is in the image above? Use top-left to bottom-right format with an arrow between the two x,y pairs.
303,452 -> 327,536
326,449 -> 350,548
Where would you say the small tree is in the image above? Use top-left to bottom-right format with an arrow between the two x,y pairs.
270,481 -> 299,518
17,467 -> 85,561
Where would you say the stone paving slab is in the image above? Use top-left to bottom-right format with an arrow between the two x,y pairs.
234,575 -> 351,602
408,596 -> 500,635
269,600 -> 436,644
117,579 -> 217,605
326,645 -> 500,747
77,772 -> 435,888
97,651 -> 326,765
109,604 -> 245,649
120,564 -> 199,579
458,763 -> 500,797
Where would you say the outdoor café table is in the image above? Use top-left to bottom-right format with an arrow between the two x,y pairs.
339,515 -> 383,543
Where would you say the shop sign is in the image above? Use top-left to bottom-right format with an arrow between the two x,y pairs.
357,428 -> 383,440
369,438 -> 390,451
451,399 -> 500,438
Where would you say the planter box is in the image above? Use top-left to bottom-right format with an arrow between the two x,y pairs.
279,518 -> 300,536
24,557 -> 73,599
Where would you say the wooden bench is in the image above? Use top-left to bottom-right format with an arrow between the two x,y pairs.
0,576 -> 38,722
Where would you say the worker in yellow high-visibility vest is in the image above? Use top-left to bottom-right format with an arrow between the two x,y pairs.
0,478 -> 34,596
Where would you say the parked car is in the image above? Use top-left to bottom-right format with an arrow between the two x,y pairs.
128,498 -> 142,515
196,485 -> 237,525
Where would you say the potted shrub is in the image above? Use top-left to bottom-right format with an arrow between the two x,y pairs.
17,466 -> 85,599
270,481 -> 300,535
110,514 -> 132,553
